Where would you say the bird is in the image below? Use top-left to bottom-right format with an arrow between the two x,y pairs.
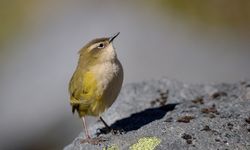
68,32 -> 123,144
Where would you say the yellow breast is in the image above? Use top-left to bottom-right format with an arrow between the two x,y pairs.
70,60 -> 123,117
82,71 -> 101,101
75,70 -> 103,116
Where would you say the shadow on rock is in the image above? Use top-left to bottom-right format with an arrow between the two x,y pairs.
97,103 -> 178,135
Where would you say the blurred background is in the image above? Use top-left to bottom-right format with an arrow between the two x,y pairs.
1,0 -> 250,149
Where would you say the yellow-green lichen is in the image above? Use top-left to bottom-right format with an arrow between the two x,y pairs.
103,144 -> 119,150
129,137 -> 161,150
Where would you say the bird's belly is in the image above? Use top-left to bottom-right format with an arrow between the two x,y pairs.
88,61 -> 123,115
101,66 -> 123,108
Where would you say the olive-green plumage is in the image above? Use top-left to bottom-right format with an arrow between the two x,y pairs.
69,33 -> 123,118
69,33 -> 123,143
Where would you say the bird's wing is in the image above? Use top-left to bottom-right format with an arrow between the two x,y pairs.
69,70 -> 88,113
69,69 -> 98,114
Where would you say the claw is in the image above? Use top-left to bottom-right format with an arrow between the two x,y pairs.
80,137 -> 107,145
110,128 -> 125,135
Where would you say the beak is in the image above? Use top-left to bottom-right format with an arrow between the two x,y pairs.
109,32 -> 120,43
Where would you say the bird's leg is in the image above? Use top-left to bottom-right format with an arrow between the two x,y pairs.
82,116 -> 91,139
99,116 -> 124,135
100,116 -> 112,130
81,116 -> 106,144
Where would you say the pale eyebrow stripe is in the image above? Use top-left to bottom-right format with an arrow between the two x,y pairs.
88,43 -> 100,52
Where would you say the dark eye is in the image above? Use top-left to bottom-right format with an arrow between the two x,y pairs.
97,43 -> 105,49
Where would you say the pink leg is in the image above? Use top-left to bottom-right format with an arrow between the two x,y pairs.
80,116 -> 106,144
82,116 -> 91,139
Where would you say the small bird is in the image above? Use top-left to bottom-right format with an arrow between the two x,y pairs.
69,33 -> 123,144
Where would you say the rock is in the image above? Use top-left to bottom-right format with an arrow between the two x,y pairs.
246,87 -> 250,100
64,78 -> 250,150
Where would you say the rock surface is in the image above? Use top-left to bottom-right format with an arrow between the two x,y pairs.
64,78 -> 250,150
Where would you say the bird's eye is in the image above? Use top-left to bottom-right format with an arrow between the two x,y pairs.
97,43 -> 105,49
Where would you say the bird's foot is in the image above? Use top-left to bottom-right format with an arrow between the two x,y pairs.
97,127 -> 125,136
110,128 -> 125,135
80,137 -> 107,145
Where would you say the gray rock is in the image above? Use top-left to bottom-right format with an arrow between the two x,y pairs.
64,78 -> 250,150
